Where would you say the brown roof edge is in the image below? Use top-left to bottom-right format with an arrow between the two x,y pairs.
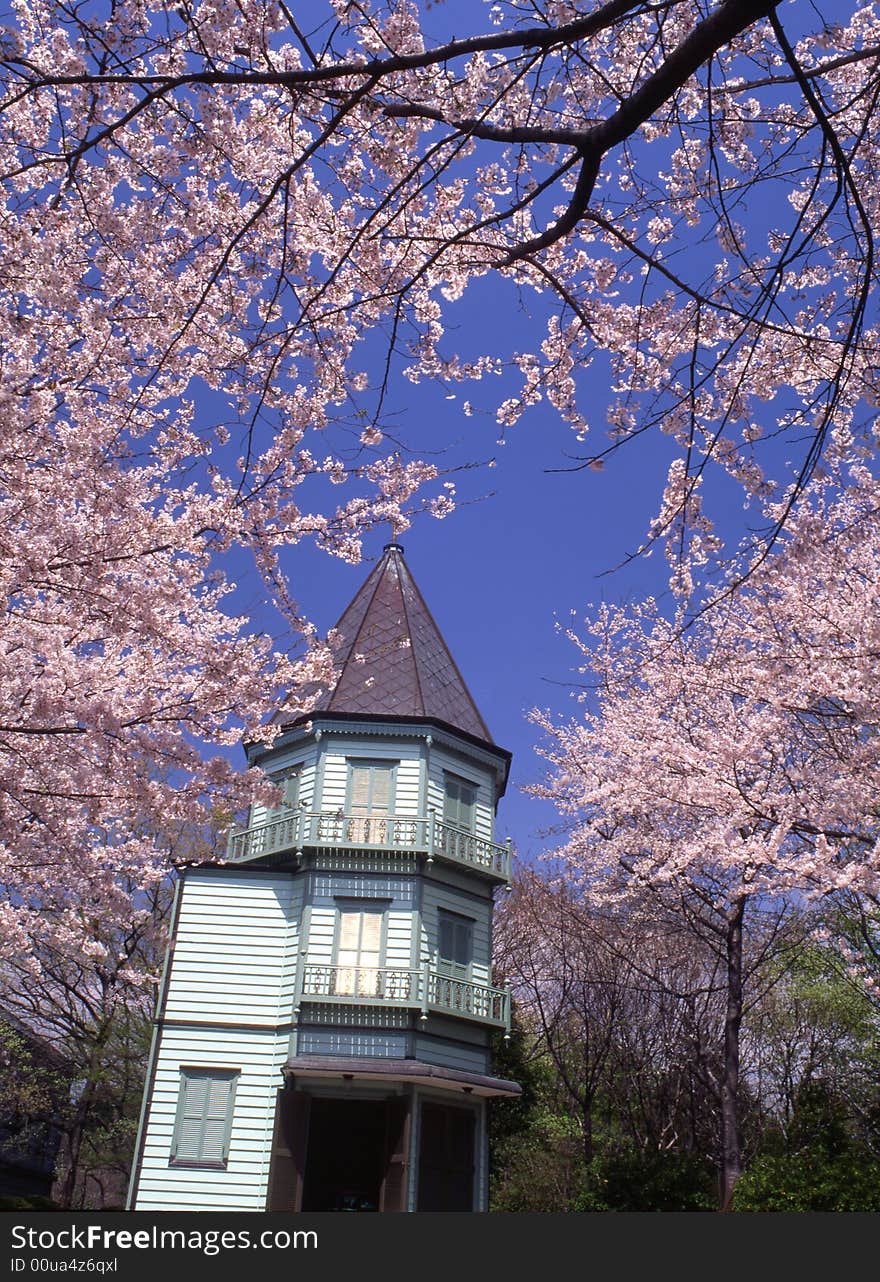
283,1055 -> 521,1098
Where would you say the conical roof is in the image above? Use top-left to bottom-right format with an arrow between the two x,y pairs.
303,543 -> 493,744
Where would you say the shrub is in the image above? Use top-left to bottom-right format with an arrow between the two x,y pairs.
732,1151 -> 880,1212
575,1147 -> 716,1212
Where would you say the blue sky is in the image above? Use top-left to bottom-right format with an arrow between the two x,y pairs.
234,277 -> 754,862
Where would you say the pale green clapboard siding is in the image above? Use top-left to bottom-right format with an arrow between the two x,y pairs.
413,1036 -> 488,1073
426,745 -> 495,841
318,751 -> 348,812
162,870 -> 297,1026
317,737 -> 422,813
278,878 -> 303,1013
247,742 -> 319,827
134,1025 -> 287,1212
305,905 -> 336,964
392,754 -> 420,815
385,910 -> 413,968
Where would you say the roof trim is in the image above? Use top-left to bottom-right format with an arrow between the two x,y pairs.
283,1055 -> 521,1098
261,710 -> 512,794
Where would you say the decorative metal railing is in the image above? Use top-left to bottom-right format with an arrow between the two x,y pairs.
296,963 -> 510,1030
433,818 -> 510,879
307,812 -> 426,851
426,971 -> 509,1024
226,809 -> 512,882
301,964 -> 420,1003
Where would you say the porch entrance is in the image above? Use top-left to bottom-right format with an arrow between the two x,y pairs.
266,1087 -> 410,1212
416,1102 -> 476,1211
302,1098 -> 386,1212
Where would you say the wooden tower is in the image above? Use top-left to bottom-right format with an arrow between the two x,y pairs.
128,543 -> 519,1212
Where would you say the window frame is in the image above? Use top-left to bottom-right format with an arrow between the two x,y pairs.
442,770 -> 477,832
169,1066 -> 240,1170
331,898 -> 390,997
332,898 -> 389,967
437,909 -> 474,981
345,758 -> 398,816
269,763 -> 302,810
251,764 -> 302,829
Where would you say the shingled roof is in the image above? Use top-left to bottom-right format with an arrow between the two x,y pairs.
299,543 -> 494,744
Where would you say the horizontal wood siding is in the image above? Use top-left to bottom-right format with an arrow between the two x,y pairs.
164,870 -> 297,1025
304,905 -> 335,965
392,753 -> 421,817
305,871 -> 416,966
385,910 -> 412,968
318,737 -> 422,815
134,1026 -> 286,1211
248,742 -> 319,827
422,1015 -> 490,1048
426,746 -> 495,840
413,1035 -> 489,1074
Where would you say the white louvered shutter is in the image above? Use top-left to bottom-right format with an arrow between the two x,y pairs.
202,1076 -> 234,1162
349,764 -> 372,815
444,775 -> 475,831
370,765 -> 392,814
173,1075 -> 210,1162
282,768 -> 301,807
172,1072 -> 236,1165
349,762 -> 393,814
438,914 -> 473,980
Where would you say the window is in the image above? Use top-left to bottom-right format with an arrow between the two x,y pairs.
334,902 -> 386,996
347,760 -> 394,814
438,911 -> 473,981
253,765 -> 300,826
443,772 -> 476,832
170,1068 -> 239,1168
267,765 -> 300,813
279,767 -> 301,809
346,760 -> 395,843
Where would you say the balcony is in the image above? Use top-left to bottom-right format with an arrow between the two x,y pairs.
226,810 -> 512,883
297,963 -> 510,1031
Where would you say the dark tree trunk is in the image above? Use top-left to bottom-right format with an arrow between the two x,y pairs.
719,897 -> 745,1211
582,1095 -> 594,1166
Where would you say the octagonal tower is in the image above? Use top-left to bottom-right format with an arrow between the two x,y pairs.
128,544 -> 519,1212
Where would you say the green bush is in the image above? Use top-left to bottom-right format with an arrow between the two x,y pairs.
732,1151 -> 880,1212
575,1146 -> 716,1212
0,1194 -> 59,1211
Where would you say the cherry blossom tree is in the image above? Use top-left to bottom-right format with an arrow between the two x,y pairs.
4,2 -> 878,524
3,1 -> 880,965
0,3 -> 458,968
532,465 -> 880,1206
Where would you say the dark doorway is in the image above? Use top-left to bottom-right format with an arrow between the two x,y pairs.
416,1102 -> 476,1210
301,1098 -> 387,1211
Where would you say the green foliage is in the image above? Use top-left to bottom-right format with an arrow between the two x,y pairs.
489,1017 -> 551,1153
732,1151 -> 880,1212
490,1125 -> 586,1212
0,1195 -> 58,1211
574,1147 -> 716,1213
0,1024 -> 67,1121
734,1078 -> 880,1210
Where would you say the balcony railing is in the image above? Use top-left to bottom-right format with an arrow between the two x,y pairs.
226,810 -> 512,882
298,963 -> 510,1030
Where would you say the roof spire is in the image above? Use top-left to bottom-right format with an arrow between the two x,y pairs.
383,517 -> 405,555
299,541 -> 493,743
